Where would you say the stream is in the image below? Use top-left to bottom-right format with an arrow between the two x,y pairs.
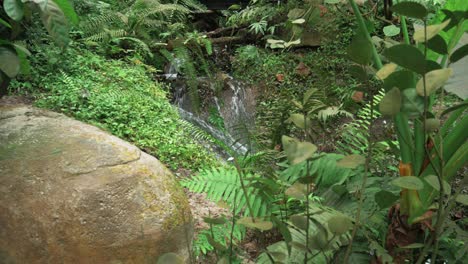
162,61 -> 256,157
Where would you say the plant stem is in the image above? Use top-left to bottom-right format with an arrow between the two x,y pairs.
348,0 -> 383,69
400,16 -> 410,44
233,159 -> 256,220
343,70 -> 375,263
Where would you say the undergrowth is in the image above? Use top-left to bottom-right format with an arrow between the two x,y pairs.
9,43 -> 217,170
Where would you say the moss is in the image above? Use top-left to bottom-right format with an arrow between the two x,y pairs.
140,167 -> 191,232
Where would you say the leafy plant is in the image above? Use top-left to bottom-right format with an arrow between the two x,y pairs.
0,0 -> 78,95
341,0 -> 468,262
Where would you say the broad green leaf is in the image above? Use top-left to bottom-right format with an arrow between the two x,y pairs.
347,34 -> 373,65
383,44 -> 426,74
3,0 -> 24,21
414,19 -> 451,42
427,35 -> 448,55
390,2 -> 428,19
285,182 -> 307,200
327,215 -> 352,235
53,0 -> 79,25
401,88 -> 424,118
203,216 -> 227,225
416,68 -> 453,96
0,47 -> 20,78
456,194 -> 468,206
424,175 -> 451,195
383,25 -> 400,37
325,0 -> 340,4
450,44 -> 468,64
40,1 -> 72,47
237,217 -> 273,231
391,176 -> 424,190
375,190 -> 399,209
157,253 -> 184,264
379,87 -> 401,116
267,251 -> 287,261
336,154 -> 365,169
282,136 -> 317,165
376,63 -> 398,80
290,215 -> 308,230
424,118 -> 440,132
383,70 -> 414,91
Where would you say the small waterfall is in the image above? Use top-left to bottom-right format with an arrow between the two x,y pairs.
166,67 -> 254,156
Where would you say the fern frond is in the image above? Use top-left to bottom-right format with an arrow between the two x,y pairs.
181,167 -> 274,217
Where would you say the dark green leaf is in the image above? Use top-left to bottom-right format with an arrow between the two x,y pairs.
290,215 -> 308,230
391,2 -> 428,19
347,34 -> 373,65
328,215 -> 352,235
450,44 -> 468,64
391,176 -> 424,190
441,101 -> 468,117
425,60 -> 442,73
379,87 -> 401,116
3,0 -> 24,21
375,190 -> 399,209
427,35 -> 448,55
424,175 -> 451,195
0,47 -> 20,78
157,253 -> 184,264
401,88 -> 424,119
383,44 -> 426,74
383,70 -> 414,91
348,65 -> 368,81
53,0 -> 79,25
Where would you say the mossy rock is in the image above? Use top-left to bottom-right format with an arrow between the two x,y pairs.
0,104 -> 193,263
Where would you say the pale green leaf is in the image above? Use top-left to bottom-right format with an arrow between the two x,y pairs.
414,19 -> 451,43
416,68 -> 453,96
424,175 -> 450,195
0,47 -> 20,78
3,0 -> 24,21
237,217 -> 273,231
336,154 -> 365,169
157,253 -> 184,264
376,63 -> 398,80
328,215 -> 352,235
379,87 -> 401,116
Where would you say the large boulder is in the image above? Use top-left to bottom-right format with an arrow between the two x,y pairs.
0,103 -> 193,263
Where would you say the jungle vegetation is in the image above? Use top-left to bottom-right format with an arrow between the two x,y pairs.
1,0 -> 467,263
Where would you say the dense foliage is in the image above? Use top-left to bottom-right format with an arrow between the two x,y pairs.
1,0 -> 467,263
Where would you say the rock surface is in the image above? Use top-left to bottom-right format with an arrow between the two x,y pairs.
0,104 -> 193,263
